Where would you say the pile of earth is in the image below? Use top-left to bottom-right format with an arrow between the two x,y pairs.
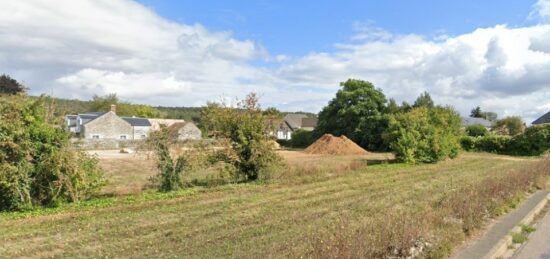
304,134 -> 368,155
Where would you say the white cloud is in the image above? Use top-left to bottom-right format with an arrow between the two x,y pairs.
530,0 -> 550,20
0,0 -> 549,123
275,25 -> 550,123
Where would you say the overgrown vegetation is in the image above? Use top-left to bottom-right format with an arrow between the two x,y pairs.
461,124 -> 550,156
0,95 -> 106,211
201,93 -> 281,182
384,106 -> 462,164
466,124 -> 489,137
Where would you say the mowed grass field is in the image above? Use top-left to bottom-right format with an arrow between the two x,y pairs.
0,151 -> 544,258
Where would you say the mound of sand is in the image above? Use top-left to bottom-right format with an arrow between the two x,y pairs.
304,134 -> 368,155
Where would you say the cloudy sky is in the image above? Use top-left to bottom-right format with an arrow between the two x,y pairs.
1,0 -> 549,123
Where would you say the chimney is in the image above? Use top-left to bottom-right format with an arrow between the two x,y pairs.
110,104 -> 117,114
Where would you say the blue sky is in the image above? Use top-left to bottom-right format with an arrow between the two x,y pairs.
1,0 -> 549,122
137,0 -> 537,56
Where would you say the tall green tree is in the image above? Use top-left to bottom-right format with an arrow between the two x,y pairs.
470,106 -> 483,118
413,91 -> 434,108
315,79 -> 389,151
0,74 -> 26,95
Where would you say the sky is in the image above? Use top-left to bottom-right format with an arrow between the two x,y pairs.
1,0 -> 549,123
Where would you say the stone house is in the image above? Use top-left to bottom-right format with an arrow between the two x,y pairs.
65,105 -> 151,140
275,114 -> 318,140
167,122 -> 202,140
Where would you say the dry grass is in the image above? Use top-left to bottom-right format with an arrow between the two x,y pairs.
0,152 -> 547,258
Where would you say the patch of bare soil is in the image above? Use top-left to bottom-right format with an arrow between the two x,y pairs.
304,134 -> 368,155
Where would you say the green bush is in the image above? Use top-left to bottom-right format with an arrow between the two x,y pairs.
384,106 -> 461,164
507,124 -> 550,156
0,95 -> 106,211
459,125 -> 550,156
465,124 -> 489,137
201,93 -> 282,182
290,129 -> 316,148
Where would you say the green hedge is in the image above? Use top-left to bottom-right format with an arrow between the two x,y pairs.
460,124 -> 550,156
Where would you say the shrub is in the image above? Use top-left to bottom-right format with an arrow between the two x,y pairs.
474,135 -> 511,153
384,106 -> 461,164
507,124 -> 550,156
0,95 -> 106,211
201,93 -> 282,182
465,124 -> 489,137
148,128 -> 189,192
289,129 -> 316,148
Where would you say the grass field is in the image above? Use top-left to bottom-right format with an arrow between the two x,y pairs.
0,151 -> 547,258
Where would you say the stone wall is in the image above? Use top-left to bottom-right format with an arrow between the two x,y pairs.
178,123 -> 202,140
71,139 -> 146,150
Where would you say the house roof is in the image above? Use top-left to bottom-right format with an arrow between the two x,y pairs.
122,117 -> 151,126
302,117 -> 318,128
532,111 -> 550,125
284,114 -> 308,130
462,117 -> 493,127
79,113 -> 104,120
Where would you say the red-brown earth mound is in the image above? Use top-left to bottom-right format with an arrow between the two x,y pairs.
304,134 -> 368,155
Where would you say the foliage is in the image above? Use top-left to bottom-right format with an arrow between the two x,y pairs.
0,74 -> 26,95
384,106 -> 462,164
155,106 -> 203,122
289,129 -> 316,148
315,79 -> 389,151
89,93 -> 161,118
412,91 -> 434,108
148,128 -> 189,192
507,124 -> 550,156
0,95 -> 106,211
460,125 -> 550,156
470,106 -> 497,121
201,93 -> 281,181
492,116 -> 524,136
465,124 -> 489,137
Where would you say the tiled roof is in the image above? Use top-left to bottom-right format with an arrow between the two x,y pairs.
461,117 -> 493,127
122,117 -> 151,126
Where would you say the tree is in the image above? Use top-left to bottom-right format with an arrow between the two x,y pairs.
0,95 -> 105,211
201,93 -> 281,181
465,124 -> 489,137
0,74 -> 26,95
413,91 -> 434,108
470,106 -> 483,118
89,93 -> 160,118
492,116 -> 524,136
470,106 -> 497,121
148,127 -> 188,192
384,106 -> 461,164
315,79 -> 389,151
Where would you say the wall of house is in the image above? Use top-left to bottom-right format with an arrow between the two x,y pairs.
177,124 -> 202,140
82,112 -> 133,140
133,126 -> 151,140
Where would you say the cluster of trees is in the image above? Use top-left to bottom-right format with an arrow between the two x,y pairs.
149,93 -> 281,192
314,79 -> 462,164
0,74 -> 26,95
0,95 -> 105,211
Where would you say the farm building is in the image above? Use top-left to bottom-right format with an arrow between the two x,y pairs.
275,114 -> 318,140
532,111 -> 550,125
167,122 -> 202,140
65,105 -> 151,140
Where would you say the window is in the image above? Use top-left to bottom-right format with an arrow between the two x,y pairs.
120,135 -> 127,140
92,135 -> 100,139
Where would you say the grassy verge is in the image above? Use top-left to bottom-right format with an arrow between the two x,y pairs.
0,153 -> 547,258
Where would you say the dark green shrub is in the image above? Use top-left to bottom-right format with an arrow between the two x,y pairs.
460,136 -> 477,151
384,106 -> 461,164
507,124 -> 550,156
290,129 -> 316,148
474,135 -> 511,153
0,95 -> 106,211
465,124 -> 489,137
148,128 -> 189,192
